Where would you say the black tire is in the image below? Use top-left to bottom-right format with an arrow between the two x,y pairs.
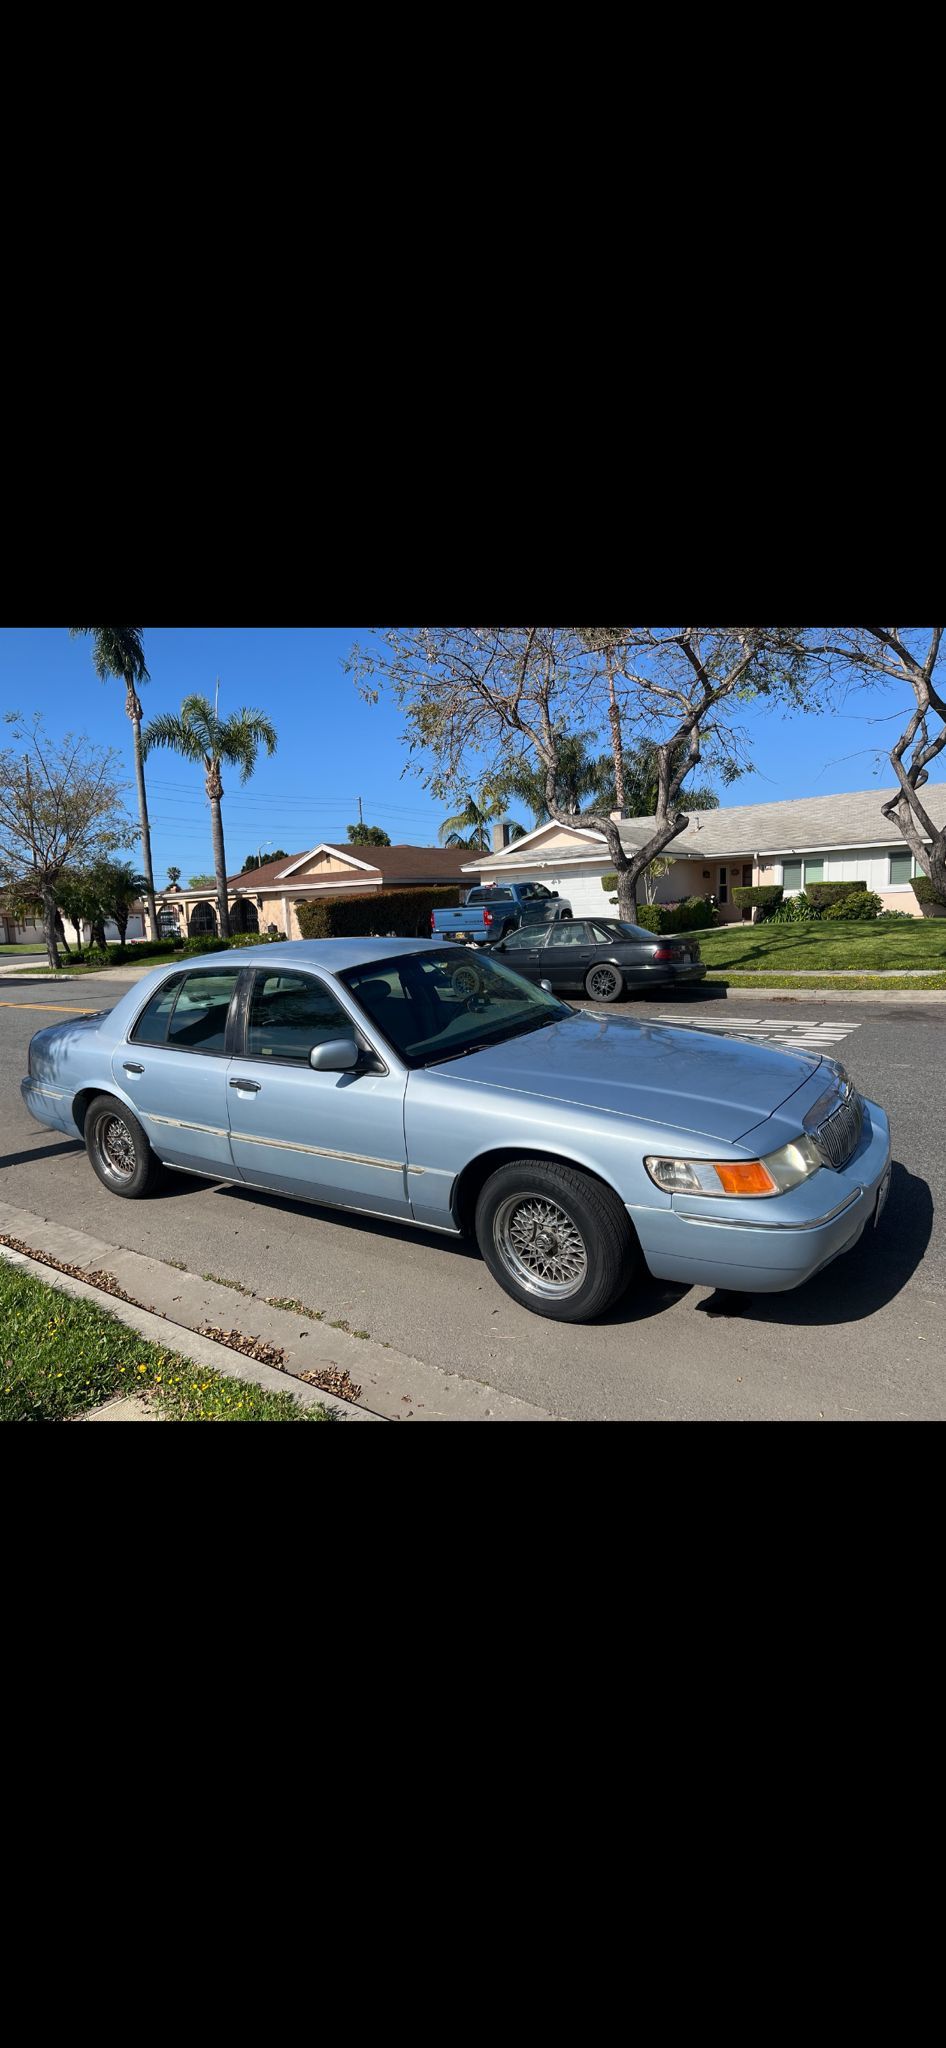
584,962 -> 624,1003
474,1159 -> 638,1322
84,1093 -> 162,1199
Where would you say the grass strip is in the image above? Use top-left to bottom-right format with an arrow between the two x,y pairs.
0,1257 -> 331,1423
705,972 -> 946,990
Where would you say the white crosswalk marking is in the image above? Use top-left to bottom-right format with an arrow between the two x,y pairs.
653,1013 -> 862,1053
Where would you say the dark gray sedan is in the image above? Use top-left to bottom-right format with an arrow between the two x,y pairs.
487,917 -> 707,1001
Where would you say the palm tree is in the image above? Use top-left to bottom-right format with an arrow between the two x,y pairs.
438,790 -> 525,851
69,628 -> 158,941
499,732 -> 606,826
142,686 -> 277,938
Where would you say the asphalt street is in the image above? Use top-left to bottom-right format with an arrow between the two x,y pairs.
1,972 -> 943,1419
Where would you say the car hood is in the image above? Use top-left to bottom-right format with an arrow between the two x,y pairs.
447,1011 -> 825,1145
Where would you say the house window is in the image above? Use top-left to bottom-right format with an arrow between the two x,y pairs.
889,851 -> 919,885
804,858 -> 824,885
782,860 -> 803,892
718,866 -> 728,904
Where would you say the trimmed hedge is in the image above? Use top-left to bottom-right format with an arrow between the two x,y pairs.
911,874 -> 946,908
805,880 -> 866,907
297,886 -> 461,941
731,885 -> 783,910
630,896 -> 716,935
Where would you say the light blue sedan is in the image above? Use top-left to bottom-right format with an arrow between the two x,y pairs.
21,939 -> 892,1323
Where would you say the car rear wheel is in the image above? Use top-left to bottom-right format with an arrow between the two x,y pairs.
84,1094 -> 161,1198
474,1160 -> 638,1322
584,962 -> 623,1002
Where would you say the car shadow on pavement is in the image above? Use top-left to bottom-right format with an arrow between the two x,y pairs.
692,1162 -> 932,1327
0,1138 -> 86,1170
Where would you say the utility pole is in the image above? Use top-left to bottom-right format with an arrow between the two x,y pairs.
357,795 -> 364,826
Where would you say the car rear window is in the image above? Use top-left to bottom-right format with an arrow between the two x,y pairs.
132,969 -> 239,1054
468,888 -> 513,902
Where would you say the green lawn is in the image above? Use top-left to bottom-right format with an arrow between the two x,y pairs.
697,920 -> 946,972
0,1259 -> 331,1423
0,944 -> 45,954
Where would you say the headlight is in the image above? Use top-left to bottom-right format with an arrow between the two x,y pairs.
645,1132 -> 822,1198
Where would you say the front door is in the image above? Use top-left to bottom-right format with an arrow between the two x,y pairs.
225,967 -> 411,1218
539,920 -> 596,988
112,966 -> 240,1174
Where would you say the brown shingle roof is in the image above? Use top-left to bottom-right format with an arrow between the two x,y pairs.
227,844 -> 469,890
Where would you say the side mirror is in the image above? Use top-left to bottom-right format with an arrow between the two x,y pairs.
540,979 -> 553,993
309,1037 -> 360,1073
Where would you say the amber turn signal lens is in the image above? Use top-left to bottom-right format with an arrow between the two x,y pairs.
712,1160 -> 777,1195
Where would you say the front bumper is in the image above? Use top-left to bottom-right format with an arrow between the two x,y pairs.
629,1097 -> 892,1294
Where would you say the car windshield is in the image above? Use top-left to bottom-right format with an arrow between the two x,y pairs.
339,949 -> 572,1068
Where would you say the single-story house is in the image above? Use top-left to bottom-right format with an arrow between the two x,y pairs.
461,785 -> 946,920
153,843 -> 472,942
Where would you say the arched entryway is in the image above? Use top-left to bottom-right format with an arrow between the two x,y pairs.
230,897 -> 260,934
189,901 -> 218,936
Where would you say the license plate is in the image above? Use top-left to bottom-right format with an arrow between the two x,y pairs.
874,1167 -> 891,1225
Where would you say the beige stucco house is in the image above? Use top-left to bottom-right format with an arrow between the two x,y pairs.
152,843 -> 470,942
462,786 -> 946,921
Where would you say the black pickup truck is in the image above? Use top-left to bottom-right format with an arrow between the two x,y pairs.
431,881 -> 573,946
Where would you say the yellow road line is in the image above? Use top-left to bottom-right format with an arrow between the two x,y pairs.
0,1000 -> 92,1014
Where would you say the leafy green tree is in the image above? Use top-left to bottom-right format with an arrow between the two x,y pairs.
0,715 -> 133,967
69,628 -> 157,940
240,850 -> 288,872
188,874 -> 216,888
143,687 -> 277,938
346,823 -> 392,846
88,859 -> 149,951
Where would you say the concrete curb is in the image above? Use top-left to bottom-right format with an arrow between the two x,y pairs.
0,1200 -> 554,1422
0,1241 -> 377,1420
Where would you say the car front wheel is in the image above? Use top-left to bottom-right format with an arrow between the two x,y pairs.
84,1094 -> 161,1198
584,962 -> 623,1002
474,1160 -> 638,1322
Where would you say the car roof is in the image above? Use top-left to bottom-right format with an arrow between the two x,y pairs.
177,937 -> 457,974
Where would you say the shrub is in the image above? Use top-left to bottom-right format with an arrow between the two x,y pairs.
824,891 -> 882,921
805,880 -> 867,908
876,909 -> 916,920
296,887 -> 461,941
731,884 -> 784,913
627,896 -> 715,935
765,893 -> 821,923
911,874 -> 946,909
105,939 -> 183,964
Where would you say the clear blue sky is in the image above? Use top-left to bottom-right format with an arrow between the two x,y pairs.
0,627 -> 931,885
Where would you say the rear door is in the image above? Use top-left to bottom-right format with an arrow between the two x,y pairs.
112,967 -> 240,1173
539,921 -> 596,988
491,925 -> 549,981
225,967 -> 412,1218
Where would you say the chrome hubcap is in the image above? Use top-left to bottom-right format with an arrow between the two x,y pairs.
494,1195 -> 588,1298
99,1115 -> 136,1178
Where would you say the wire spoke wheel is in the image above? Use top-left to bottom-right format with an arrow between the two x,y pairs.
493,1193 -> 589,1299
97,1113 -> 138,1180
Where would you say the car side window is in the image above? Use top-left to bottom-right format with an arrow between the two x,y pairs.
503,927 -> 543,950
246,972 -> 354,1063
164,970 -> 240,1054
131,973 -> 187,1045
550,922 -> 589,946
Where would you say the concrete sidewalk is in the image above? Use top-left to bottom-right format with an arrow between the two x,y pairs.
0,1200 -> 555,1422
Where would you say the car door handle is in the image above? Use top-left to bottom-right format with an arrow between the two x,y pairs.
229,1078 -> 261,1092
123,1062 -> 145,1074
